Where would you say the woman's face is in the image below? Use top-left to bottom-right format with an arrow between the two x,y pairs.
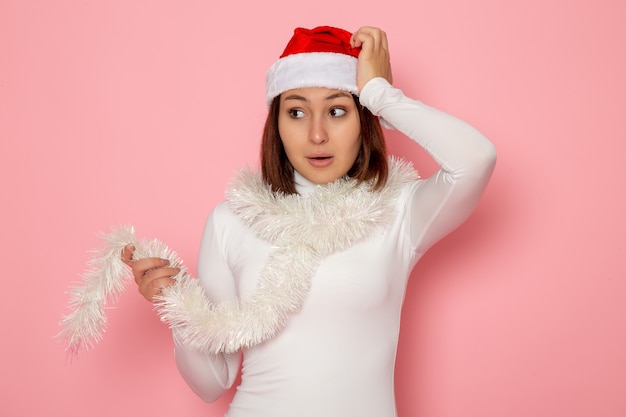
278,87 -> 361,185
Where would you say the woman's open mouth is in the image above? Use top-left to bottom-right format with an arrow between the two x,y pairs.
307,155 -> 333,167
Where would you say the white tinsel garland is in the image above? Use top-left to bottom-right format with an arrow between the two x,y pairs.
57,227 -> 187,357
58,158 -> 418,357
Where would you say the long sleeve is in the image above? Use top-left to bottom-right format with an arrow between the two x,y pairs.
173,203 -> 242,403
360,77 -> 497,254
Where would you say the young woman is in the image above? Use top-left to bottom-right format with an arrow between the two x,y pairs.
122,25 -> 496,417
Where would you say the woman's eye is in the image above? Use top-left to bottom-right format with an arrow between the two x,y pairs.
289,109 -> 305,119
329,108 -> 347,117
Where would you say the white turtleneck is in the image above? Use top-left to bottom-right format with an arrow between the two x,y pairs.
172,78 -> 496,417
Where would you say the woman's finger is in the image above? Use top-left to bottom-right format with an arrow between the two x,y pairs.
121,244 -> 135,266
352,26 -> 393,91
131,258 -> 170,281
139,276 -> 177,302
351,26 -> 386,50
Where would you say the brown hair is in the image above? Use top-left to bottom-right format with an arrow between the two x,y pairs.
260,94 -> 388,194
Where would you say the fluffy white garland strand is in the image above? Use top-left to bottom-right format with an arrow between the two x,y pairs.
57,227 -> 186,357
59,158 -> 418,357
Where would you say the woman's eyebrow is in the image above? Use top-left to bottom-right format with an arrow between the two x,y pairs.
282,94 -> 308,102
324,92 -> 352,101
282,92 -> 352,103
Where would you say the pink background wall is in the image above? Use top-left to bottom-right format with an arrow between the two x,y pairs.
2,0 -> 625,416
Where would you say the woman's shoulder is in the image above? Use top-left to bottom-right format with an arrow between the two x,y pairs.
206,200 -> 256,240
207,200 -> 239,224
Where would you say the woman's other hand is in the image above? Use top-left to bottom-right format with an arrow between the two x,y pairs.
351,26 -> 393,93
121,244 -> 179,302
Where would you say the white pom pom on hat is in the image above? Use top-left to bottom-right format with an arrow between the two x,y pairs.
265,26 -> 361,107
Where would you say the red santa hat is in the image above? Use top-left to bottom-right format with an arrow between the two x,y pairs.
265,26 -> 361,107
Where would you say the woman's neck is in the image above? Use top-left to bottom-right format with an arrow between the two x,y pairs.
294,170 -> 317,195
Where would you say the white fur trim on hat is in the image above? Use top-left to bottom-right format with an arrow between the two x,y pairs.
265,52 -> 358,107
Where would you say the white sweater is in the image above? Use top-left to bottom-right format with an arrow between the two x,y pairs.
173,78 -> 497,417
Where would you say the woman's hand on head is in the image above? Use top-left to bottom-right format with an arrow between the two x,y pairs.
121,244 -> 179,303
351,26 -> 393,93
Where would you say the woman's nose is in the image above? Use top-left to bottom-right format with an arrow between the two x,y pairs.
309,118 -> 329,144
